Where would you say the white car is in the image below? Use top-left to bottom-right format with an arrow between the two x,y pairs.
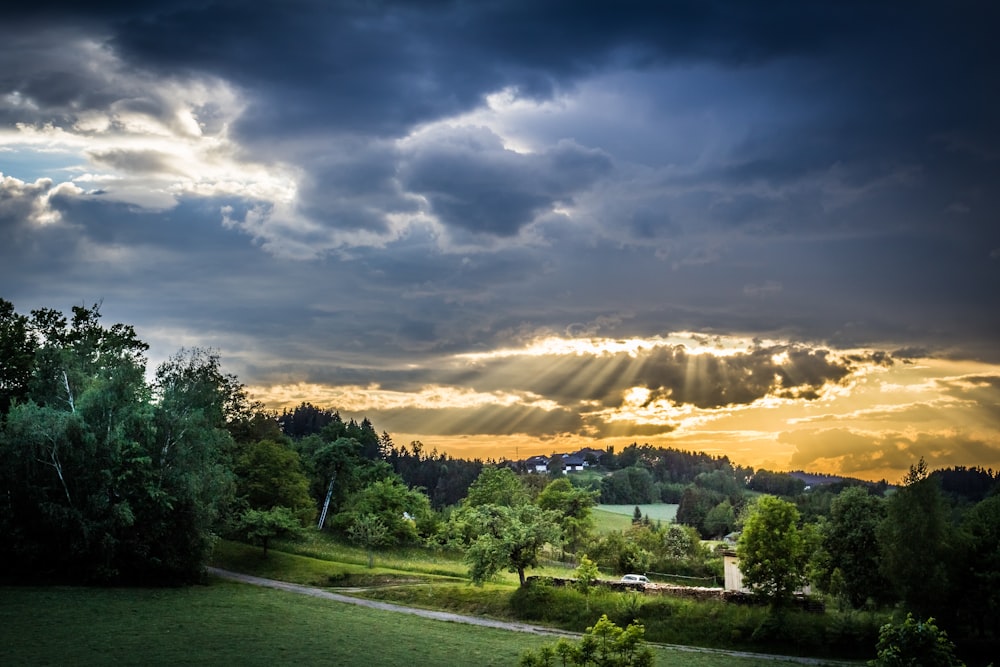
620,574 -> 650,584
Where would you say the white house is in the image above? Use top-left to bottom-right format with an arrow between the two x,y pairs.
723,552 -> 811,595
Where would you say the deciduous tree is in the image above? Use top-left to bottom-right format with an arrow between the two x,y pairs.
537,477 -> 598,556
878,459 -> 955,617
737,495 -> 809,609
464,503 -> 561,585
818,486 -> 890,608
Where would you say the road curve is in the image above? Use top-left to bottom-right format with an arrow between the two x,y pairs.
206,567 -> 858,666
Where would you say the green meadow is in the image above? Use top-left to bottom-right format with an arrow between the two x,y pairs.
0,581 -> 843,667
597,503 -> 680,524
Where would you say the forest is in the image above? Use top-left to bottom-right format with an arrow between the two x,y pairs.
2,300 -> 998,662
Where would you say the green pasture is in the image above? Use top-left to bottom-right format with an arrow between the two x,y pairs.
597,503 -> 679,523
592,507 -> 635,533
0,582 -> 842,667
0,581 -> 546,666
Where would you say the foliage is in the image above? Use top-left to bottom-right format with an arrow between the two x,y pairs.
463,503 -> 562,585
737,496 -> 809,608
931,466 -> 998,504
277,402 -> 342,438
588,530 -> 652,576
816,486 -> 891,608
465,466 -> 530,508
702,499 -> 737,538
869,614 -> 965,667
334,476 -> 432,545
348,513 -> 391,567
519,614 -> 654,667
877,461 -> 955,617
747,470 -> 805,496
0,298 -> 36,415
675,485 -> 725,537
0,302 -> 234,583
575,553 -> 601,608
236,439 -> 315,524
386,439 -> 484,508
537,477 -> 599,555
238,506 -> 304,557
601,466 -> 656,505
959,493 -> 1000,636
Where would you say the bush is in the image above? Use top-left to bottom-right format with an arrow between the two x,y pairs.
869,614 -> 965,667
520,615 -> 654,667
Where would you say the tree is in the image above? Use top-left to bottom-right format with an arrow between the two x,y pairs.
600,466 -> 655,505
574,554 -> 600,610
147,348 -> 239,575
336,476 -> 431,545
238,507 -> 303,558
235,439 -> 315,525
703,499 -> 737,538
348,513 -> 391,568
536,477 -> 598,557
869,614 -> 965,667
465,467 -> 529,507
2,304 -> 152,581
660,522 -> 702,560
676,484 -> 724,537
464,503 -> 561,585
737,495 -> 809,609
0,302 -> 269,583
878,460 -> 955,617
0,298 -> 36,416
818,486 -> 891,608
958,494 -> 1000,636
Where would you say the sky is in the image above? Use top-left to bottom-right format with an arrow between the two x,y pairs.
2,1 -> 999,483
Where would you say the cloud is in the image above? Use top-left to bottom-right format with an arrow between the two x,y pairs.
785,427 -> 1000,481
743,281 -> 783,298
457,337 -> 885,411
398,126 -> 611,237
0,174 -> 62,227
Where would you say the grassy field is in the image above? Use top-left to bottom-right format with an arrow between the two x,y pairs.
592,507 -> 636,533
0,582 -> 840,667
598,503 -> 679,523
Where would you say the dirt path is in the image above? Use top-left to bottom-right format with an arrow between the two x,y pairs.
206,567 -> 858,666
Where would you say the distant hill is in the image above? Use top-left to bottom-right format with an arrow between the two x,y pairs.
787,470 -> 843,486
787,470 -> 887,490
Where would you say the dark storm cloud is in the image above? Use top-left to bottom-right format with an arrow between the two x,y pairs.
399,128 -> 612,236
369,403 -> 584,439
446,343 -> 884,411
84,0 -> 862,139
3,0 -> 1000,401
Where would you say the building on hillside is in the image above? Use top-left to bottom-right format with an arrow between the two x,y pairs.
562,454 -> 586,472
575,447 -> 606,465
525,455 -> 549,473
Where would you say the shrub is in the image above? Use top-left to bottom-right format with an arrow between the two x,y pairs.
520,615 -> 654,667
869,614 -> 965,667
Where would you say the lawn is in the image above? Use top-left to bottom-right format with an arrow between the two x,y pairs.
0,581 -> 839,667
